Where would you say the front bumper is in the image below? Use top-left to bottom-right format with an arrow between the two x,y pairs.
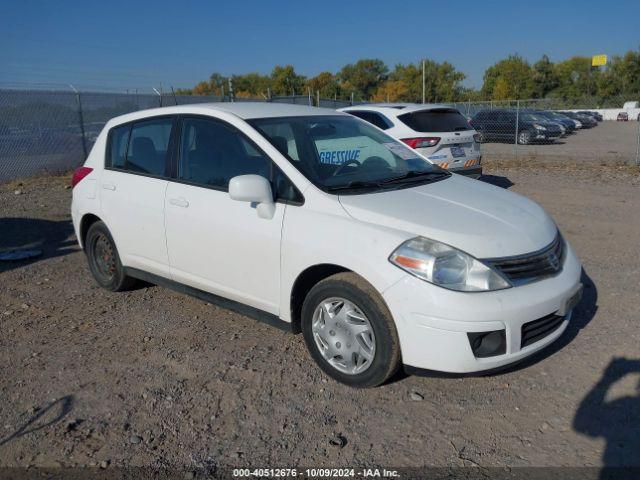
535,132 -> 561,143
382,240 -> 582,373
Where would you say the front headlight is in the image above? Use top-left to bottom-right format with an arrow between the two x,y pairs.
389,237 -> 511,292
533,124 -> 547,131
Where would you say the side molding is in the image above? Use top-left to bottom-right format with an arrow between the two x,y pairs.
124,267 -> 294,333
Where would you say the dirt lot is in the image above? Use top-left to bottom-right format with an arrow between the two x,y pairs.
1,161 -> 639,476
482,121 -> 640,166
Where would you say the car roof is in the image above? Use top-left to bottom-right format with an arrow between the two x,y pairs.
340,103 -> 458,117
107,102 -> 346,125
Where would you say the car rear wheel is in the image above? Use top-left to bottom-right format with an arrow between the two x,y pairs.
301,272 -> 401,388
85,221 -> 135,292
518,130 -> 532,145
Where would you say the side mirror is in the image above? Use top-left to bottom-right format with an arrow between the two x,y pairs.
228,174 -> 275,219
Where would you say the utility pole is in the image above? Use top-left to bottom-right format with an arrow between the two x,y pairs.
422,59 -> 426,104
228,78 -> 235,102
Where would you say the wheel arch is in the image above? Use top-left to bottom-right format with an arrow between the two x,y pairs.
289,263 -> 351,333
79,213 -> 102,250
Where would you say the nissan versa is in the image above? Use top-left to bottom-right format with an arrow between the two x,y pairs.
71,103 -> 583,388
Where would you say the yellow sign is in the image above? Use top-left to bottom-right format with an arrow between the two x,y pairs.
592,54 -> 607,67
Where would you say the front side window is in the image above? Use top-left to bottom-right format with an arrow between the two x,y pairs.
178,117 -> 302,203
398,109 -> 471,133
179,117 -> 271,189
250,115 -> 448,194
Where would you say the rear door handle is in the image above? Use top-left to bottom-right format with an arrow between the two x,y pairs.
102,183 -> 116,191
169,197 -> 189,208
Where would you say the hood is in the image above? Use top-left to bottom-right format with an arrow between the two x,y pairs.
338,175 -> 557,258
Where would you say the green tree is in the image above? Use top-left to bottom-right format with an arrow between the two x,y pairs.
306,71 -> 341,98
551,56 -> 600,99
482,54 -> 535,100
605,49 -> 640,97
270,65 -> 306,95
389,60 -> 466,102
232,72 -> 271,97
338,59 -> 388,100
532,55 -> 558,98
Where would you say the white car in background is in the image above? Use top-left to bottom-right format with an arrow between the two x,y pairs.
339,103 -> 482,178
71,103 -> 582,388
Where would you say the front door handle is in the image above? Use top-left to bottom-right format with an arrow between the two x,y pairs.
102,183 -> 116,191
169,197 -> 189,208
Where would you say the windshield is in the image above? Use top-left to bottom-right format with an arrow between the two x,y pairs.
250,115 -> 449,194
397,108 -> 472,132
522,113 -> 548,122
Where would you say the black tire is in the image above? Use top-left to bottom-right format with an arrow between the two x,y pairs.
301,272 -> 401,388
85,221 -> 135,292
476,131 -> 486,143
518,130 -> 532,145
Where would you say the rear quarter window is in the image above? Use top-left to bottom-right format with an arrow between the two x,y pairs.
399,109 -> 471,132
108,124 -> 130,169
348,111 -> 391,130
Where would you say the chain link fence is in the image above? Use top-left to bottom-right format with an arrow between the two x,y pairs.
1,87 -> 638,181
0,87 -> 352,181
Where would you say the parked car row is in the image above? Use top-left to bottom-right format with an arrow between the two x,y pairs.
469,109 -> 601,145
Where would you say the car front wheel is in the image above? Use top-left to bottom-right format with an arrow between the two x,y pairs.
301,272 -> 401,388
518,130 -> 532,145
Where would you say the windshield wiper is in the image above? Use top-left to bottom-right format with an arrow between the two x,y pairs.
380,170 -> 449,185
326,180 -> 383,192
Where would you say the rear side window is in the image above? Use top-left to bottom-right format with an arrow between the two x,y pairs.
107,117 -> 173,176
127,119 -> 173,176
398,109 -> 471,132
348,111 -> 391,130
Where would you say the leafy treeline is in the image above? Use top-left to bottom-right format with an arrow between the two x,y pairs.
178,49 -> 640,103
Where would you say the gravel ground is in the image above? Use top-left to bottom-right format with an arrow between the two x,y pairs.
0,163 -> 639,475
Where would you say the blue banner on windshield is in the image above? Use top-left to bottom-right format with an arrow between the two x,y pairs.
319,149 -> 361,165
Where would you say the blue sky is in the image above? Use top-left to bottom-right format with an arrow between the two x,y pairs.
1,0 -> 638,92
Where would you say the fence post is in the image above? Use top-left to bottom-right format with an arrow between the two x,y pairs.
635,118 -> 640,166
514,99 -> 520,159
70,85 -> 88,160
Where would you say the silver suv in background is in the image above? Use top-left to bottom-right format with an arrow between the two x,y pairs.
339,104 -> 482,178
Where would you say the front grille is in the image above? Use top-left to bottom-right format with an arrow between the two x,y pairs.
485,234 -> 565,286
521,313 -> 566,348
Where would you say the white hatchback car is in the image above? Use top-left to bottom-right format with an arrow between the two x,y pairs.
339,103 -> 482,178
71,103 -> 582,388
